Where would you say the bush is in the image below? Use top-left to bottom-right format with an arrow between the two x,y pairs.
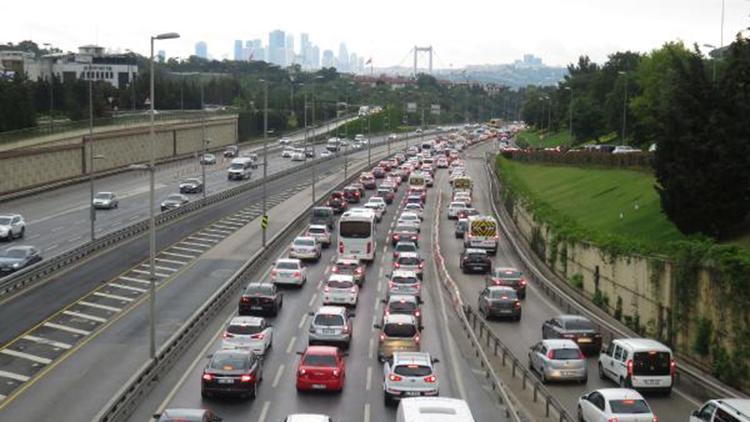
506,149 -> 654,170
569,274 -> 584,289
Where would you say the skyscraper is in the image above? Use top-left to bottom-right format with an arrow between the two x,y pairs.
195,41 -> 208,59
337,43 -> 349,72
234,40 -> 244,61
286,34 -> 295,65
311,46 -> 320,69
300,33 -> 310,68
350,53 -> 358,73
322,49 -> 335,68
268,30 -> 286,66
251,39 -> 265,62
158,50 -> 166,62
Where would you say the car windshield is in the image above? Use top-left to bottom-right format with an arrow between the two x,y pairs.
392,276 -> 418,285
451,202 -> 466,208
327,279 -> 354,288
394,364 -> 432,377
208,353 -> 247,370
229,163 -> 244,170
308,227 -> 326,234
340,221 -> 371,239
294,239 -> 315,247
489,289 -> 517,299
564,319 -> 595,330
227,324 -> 263,335
378,189 -> 390,195
395,243 -> 417,252
335,262 -> 357,271
0,217 -> 11,225
183,179 -> 200,184
399,214 -> 418,221
384,323 -> 417,337
2,249 -> 28,258
244,284 -> 275,295
276,261 -> 299,270
94,193 -> 112,199
389,301 -> 416,313
633,351 -> 671,376
549,348 -> 582,360
313,314 -> 344,326
494,269 -> 522,278
302,354 -> 337,367
608,399 -> 651,414
398,257 -> 421,266
457,221 -> 468,229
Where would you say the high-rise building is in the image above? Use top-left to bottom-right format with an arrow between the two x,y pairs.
311,46 -> 320,69
158,50 -> 166,62
300,33 -> 310,68
350,53 -> 358,73
337,43 -> 349,72
286,34 -> 295,65
234,40 -> 244,61
268,30 -> 286,66
250,39 -> 265,62
322,49 -> 335,68
195,41 -> 208,59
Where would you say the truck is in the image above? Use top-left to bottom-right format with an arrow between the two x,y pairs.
464,215 -> 499,255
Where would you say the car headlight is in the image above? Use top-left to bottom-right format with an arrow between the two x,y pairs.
12,262 -> 21,268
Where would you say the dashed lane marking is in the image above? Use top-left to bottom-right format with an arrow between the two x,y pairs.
286,336 -> 297,354
0,370 -> 30,383
188,236 -> 219,244
130,269 -> 170,278
366,366 -> 372,391
196,232 -> 225,239
170,246 -> 204,254
62,310 -> 107,323
204,228 -> 232,235
368,338 -> 374,360
119,275 -> 153,284
0,349 -> 53,365
307,293 -> 318,307
272,364 -> 285,388
78,301 -> 122,313
212,224 -> 237,231
93,292 -> 134,302
22,335 -> 72,350
108,283 -> 147,293
155,258 -> 188,265
163,251 -> 197,259
297,314 -> 307,329
363,403 -> 371,422
258,401 -> 271,422
181,241 -> 212,248
42,322 -> 90,336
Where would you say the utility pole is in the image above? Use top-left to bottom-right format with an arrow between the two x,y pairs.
200,82 -> 207,199
619,71 -> 628,143
262,79 -> 268,247
88,71 -> 96,242
367,110 -> 372,165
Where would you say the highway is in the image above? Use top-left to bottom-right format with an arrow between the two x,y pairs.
136,143 -> 506,422
436,141 -> 703,421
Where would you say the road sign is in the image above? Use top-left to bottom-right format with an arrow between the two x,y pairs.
431,104 -> 441,115
261,215 -> 269,229
406,102 -> 417,113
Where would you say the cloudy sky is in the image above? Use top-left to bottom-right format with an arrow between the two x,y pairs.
2,0 -> 749,68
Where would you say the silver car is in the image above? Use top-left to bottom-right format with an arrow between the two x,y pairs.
528,339 -> 587,383
0,214 -> 25,240
383,352 -> 439,405
289,236 -> 321,261
92,192 -> 119,209
393,252 -> 424,279
386,270 -> 422,301
308,306 -> 354,348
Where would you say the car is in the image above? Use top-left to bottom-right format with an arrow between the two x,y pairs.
92,191 -> 119,209
0,246 -> 42,275
350,182 -> 366,196
296,346 -> 346,392
397,212 -> 421,231
455,218 -> 469,238
397,398 -> 476,422
310,206 -> 335,229
456,207 -> 480,220
241,152 -> 259,167
379,160 -> 393,171
289,236 -> 322,261
364,200 -> 386,221
392,241 -> 418,259
360,173 -> 377,190
393,252 -> 425,279
612,145 -> 642,154
304,147 -> 315,158
179,178 -> 204,194
377,188 -> 395,204
382,294 -> 422,325
577,389 -> 656,422
453,192 -> 472,205
424,174 -> 434,187
372,166 -> 386,178
322,274 -> 359,307
383,352 -> 439,406
542,315 -> 602,355
407,188 -> 426,203
284,415 -> 333,422
327,191 -> 349,213
486,267 -> 527,299
374,314 -> 423,361
436,158 -> 449,168
528,339 -> 587,383
478,286 -> 521,321
199,153 -> 217,165
391,224 -> 420,246
305,224 -> 332,248
201,349 -> 262,399
224,145 -> 239,157
0,214 -> 25,240
271,258 -> 307,287
387,270 -> 422,300
282,147 -> 294,158
239,282 -> 283,316
447,201 -> 468,219
154,409 -> 223,422
403,203 -> 424,220
690,399 -> 750,422
320,150 -> 332,158
460,248 -> 491,274
279,138 -> 292,145
160,194 -> 189,211
291,151 -> 306,161
598,338 -> 675,394
308,306 -> 354,348
343,186 -> 361,203
331,257 -> 366,285
221,316 -> 273,355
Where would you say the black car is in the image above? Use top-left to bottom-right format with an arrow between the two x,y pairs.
310,206 -> 335,229
478,286 -> 521,321
377,188 -> 394,204
0,246 -> 42,275
541,315 -> 602,355
372,166 -> 386,178
486,267 -> 527,299
391,224 -> 419,246
459,248 -> 491,274
201,349 -> 262,399
239,283 -> 283,316
179,178 -> 204,194
455,218 -> 469,238
343,186 -> 361,204
160,194 -> 189,211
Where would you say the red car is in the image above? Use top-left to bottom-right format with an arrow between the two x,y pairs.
378,160 -> 392,171
327,191 -> 349,213
296,346 -> 346,392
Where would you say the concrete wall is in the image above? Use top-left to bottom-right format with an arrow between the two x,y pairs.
0,116 -> 237,195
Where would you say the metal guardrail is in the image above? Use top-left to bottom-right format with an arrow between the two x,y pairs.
482,153 -> 746,402
94,131 -> 405,422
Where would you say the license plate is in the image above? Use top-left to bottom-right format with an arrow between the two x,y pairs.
250,306 -> 263,310
312,384 -> 326,389
643,379 -> 660,385
218,378 -> 234,384
578,338 -> 592,343
405,391 -> 420,396
499,309 -> 511,314
351,250 -> 360,254
473,266 -> 484,270
323,329 -> 336,334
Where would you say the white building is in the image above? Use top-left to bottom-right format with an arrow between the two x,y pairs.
46,45 -> 138,89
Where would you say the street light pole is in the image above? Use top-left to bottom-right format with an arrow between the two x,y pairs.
367,111 -> 372,165
565,86 -> 573,140
619,71 -> 628,143
88,70 -> 96,242
200,82 -> 207,199
262,79 -> 268,247
44,43 -> 54,134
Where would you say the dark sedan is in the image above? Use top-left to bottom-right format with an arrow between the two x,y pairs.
377,188 -> 395,204
179,178 -> 204,194
478,286 -> 522,321
160,194 -> 189,211
343,186 -> 361,203
201,349 -> 262,399
391,224 -> 419,246
486,267 -> 527,299
459,248 -> 491,274
542,314 -> 602,355
239,283 -> 283,316
372,166 -> 386,178
327,191 -> 349,213
0,246 -> 42,275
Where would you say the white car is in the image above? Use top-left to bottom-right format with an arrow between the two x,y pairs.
305,224 -> 331,248
0,214 -> 25,241
220,316 -> 273,355
322,274 -> 359,306
453,192 -> 472,206
363,202 -> 385,222
279,138 -> 292,145
397,212 -> 422,230
598,338 -> 674,393
271,258 -> 307,286
368,196 -> 387,209
92,192 -> 119,209
393,251 -> 424,279
282,147 -> 295,158
320,150 -> 332,158
291,151 -> 306,161
447,201 -> 468,219
283,415 -> 332,422
289,236 -> 321,261
612,145 -> 642,154
383,352 -> 439,406
577,388 -> 656,422
403,203 -> 424,220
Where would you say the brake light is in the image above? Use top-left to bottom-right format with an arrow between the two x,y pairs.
419,262 -> 424,269
424,375 -> 437,383
607,418 -> 619,422
240,374 -> 254,382
351,286 -> 357,293
520,279 -> 527,286
333,368 -> 340,377
293,271 -> 301,277
389,374 -> 402,382
652,417 -> 659,422
355,267 -> 363,274
342,325 -> 350,334
379,334 -> 385,342
339,242 -> 344,253
415,335 -> 420,343
271,270 -> 278,278
332,266 -> 339,273
299,368 -> 307,375
670,359 -> 677,376
251,333 -> 265,340
394,262 -> 401,268
514,301 -> 521,308
393,234 -> 400,240
547,350 -> 554,359
224,332 -> 234,339
202,373 -> 213,381
414,310 -> 421,317
240,297 -> 250,303
626,359 -> 633,376
366,242 -> 372,254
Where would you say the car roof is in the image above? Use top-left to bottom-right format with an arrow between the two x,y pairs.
541,339 -> 580,349
395,241 -> 417,248
714,399 -> 750,418
229,316 -> 264,326
398,397 -> 474,420
487,285 -> 515,293
308,224 -> 328,230
160,408 -> 209,419
0,214 -> 21,218
294,236 -> 316,242
383,313 -> 417,324
285,415 -> 331,422
393,352 -> 433,366
596,388 -> 647,401
304,345 -> 339,355
327,274 -> 355,282
612,338 -> 671,352
315,305 -> 348,316
387,294 -> 419,304
276,258 -> 301,265
557,314 -> 591,323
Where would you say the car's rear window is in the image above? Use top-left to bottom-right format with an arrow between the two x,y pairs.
608,399 -> 651,414
244,284 -> 275,295
314,314 -> 344,326
209,353 -> 247,370
395,243 -> 417,252
633,351 -> 671,376
493,269 -> 522,278
392,276 -> 418,285
312,208 -> 332,217
489,290 -> 517,299
388,301 -> 416,313
276,261 -> 299,270
302,354 -> 337,367
384,323 -> 417,337
308,227 -> 326,234
564,319 -> 595,331
394,364 -> 432,377
227,324 -> 263,335
550,348 -> 582,360
294,238 -> 316,247
398,257 -> 421,266
327,279 -> 354,289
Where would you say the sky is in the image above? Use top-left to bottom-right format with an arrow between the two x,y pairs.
2,0 -> 749,68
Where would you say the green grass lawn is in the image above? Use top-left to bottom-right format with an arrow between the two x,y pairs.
515,130 -> 572,148
499,159 -> 688,249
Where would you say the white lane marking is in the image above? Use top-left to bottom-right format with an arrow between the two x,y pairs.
181,241 -> 212,248
0,393 -> 6,400
27,234 -> 41,240
0,370 -> 30,382
204,228 -> 232,235
0,348 -> 53,364
286,336 -> 297,354
78,301 -> 121,312
366,366 -> 372,391
224,217 -> 248,224
377,281 -> 382,293
189,235 -> 218,243
62,310 -> 107,323
307,293 -> 318,307
197,232 -> 225,239
47,244 -> 59,251
368,337 -> 374,360
219,220 -> 244,227
108,283 -> 147,293
382,245 -> 387,254
163,250 -> 198,258
258,401 -> 271,422
139,264 -> 179,273
363,403 -> 371,422
69,235 -> 83,243
128,214 -> 142,221
155,257 -> 188,265
272,364 -> 285,388
93,292 -> 134,302
212,224 -> 237,231
297,314 -> 307,329
128,269 -> 170,278
371,314 -> 378,330
43,322 -> 91,336
171,246 -> 204,254
378,267 -> 384,279
51,226 -> 65,233
22,335 -> 72,350
120,275 -> 153,284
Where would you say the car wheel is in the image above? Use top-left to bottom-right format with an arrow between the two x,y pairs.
201,389 -> 210,399
577,406 -> 585,422
619,377 -> 629,388
17,227 -> 25,239
271,305 -> 279,317
384,393 -> 394,407
598,363 -> 606,380
528,356 -> 534,371
249,383 -> 257,399
540,370 -> 547,384
581,375 -> 588,384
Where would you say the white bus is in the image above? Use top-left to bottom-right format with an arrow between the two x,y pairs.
338,210 -> 376,262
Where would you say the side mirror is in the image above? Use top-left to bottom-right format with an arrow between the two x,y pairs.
691,410 -> 700,417
152,414 -> 162,419
295,351 -> 304,355
432,358 -> 440,364
348,313 -> 356,318
206,354 -> 213,359
373,324 -> 381,329
380,299 -> 387,304
308,311 -> 315,316
418,298 -> 424,304
342,352 -> 349,357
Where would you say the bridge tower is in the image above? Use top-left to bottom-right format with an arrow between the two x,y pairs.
413,46 -> 433,76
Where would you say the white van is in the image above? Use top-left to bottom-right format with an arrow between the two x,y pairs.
598,338 -> 675,394
228,157 -> 254,180
396,397 -> 475,422
690,399 -> 750,422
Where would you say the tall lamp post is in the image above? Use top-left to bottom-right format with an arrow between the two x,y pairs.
87,68 -> 105,242
43,43 -> 54,134
564,86 -> 573,140
618,71 -> 628,144
148,31 -> 180,360
260,79 -> 268,247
